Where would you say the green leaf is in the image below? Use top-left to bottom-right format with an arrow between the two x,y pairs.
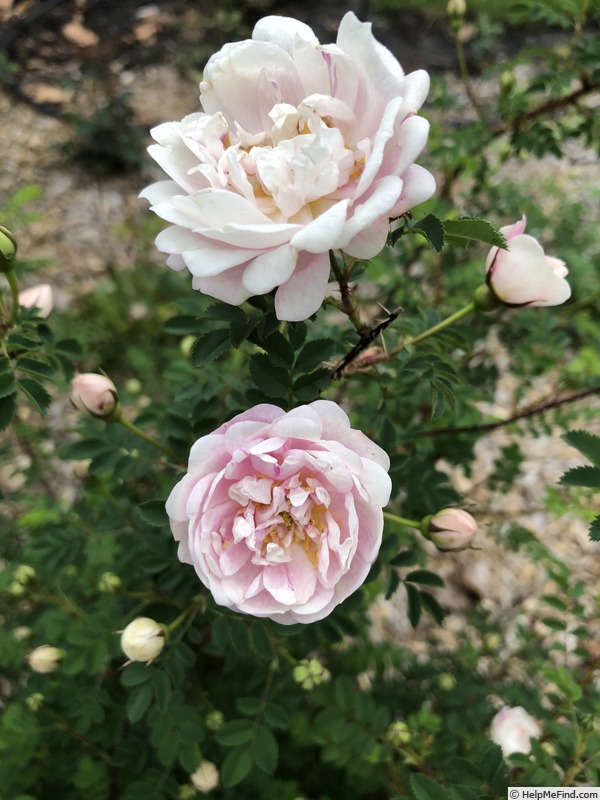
126,683 -> 153,723
0,359 -> 17,399
559,465 -> 600,489
204,303 -> 247,323
562,429 -> 600,467
443,217 -> 507,249
589,514 -> 600,542
120,663 -> 153,686
405,569 -> 444,588
410,773 -> 449,800
15,356 -> 55,379
261,332 -> 295,368
253,725 -> 278,774
163,314 -> 201,335
295,339 -> 337,375
0,394 -> 17,431
408,214 -> 445,253
389,550 -> 419,568
216,719 -> 255,746
18,378 -> 52,414
60,438 -> 109,460
55,338 -> 83,359
263,702 -> 290,730
236,697 -> 261,716
210,617 -> 230,650
221,744 -> 254,789
137,499 -> 169,527
405,582 -> 422,627
420,591 -> 445,625
249,353 -> 289,399
190,329 -> 231,365
250,622 -> 274,659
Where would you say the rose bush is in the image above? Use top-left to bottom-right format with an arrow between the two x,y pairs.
486,216 -> 571,307
166,400 -> 391,624
141,12 -> 435,321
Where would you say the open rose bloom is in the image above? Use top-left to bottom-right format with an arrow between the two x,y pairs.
486,216 -> 571,307
166,401 -> 391,624
141,13 -> 435,321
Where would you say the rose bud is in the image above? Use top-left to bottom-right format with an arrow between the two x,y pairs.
18,284 -> 54,318
0,226 -> 17,272
27,645 -> 64,674
190,761 -> 220,794
490,706 -> 541,758
70,373 -> 118,418
424,508 -> 477,551
120,617 -> 165,663
486,215 -> 571,307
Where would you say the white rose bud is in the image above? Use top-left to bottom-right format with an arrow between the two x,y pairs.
486,215 -> 571,308
70,373 -> 119,418
490,706 -> 541,758
120,617 -> 165,663
27,645 -> 64,673
18,284 -> 54,318
425,508 -> 477,551
190,760 -> 219,794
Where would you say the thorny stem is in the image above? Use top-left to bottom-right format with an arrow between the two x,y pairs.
332,301 -> 476,378
408,384 -> 600,439
329,250 -> 366,336
117,415 -> 185,466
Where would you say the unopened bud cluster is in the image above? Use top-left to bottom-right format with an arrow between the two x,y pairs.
385,720 -> 411,747
292,658 -> 330,690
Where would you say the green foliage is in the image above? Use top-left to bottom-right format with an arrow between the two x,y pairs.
560,429 -> 600,540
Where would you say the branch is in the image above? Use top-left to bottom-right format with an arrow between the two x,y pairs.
408,385 -> 600,439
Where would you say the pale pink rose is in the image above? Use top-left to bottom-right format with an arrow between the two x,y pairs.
70,373 -> 118,418
427,507 -> 477,551
490,706 -> 541,758
166,401 -> 391,624
141,13 -> 435,322
18,284 -> 54,318
486,216 -> 571,307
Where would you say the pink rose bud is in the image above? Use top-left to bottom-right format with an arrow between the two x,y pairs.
27,645 -> 64,674
120,617 -> 165,663
426,508 -> 477,551
490,706 -> 541,758
18,284 -> 54,318
486,215 -> 571,307
70,373 -> 118,418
